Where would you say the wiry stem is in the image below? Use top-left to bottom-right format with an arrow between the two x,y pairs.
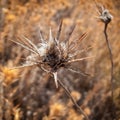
104,23 -> 115,119
95,2 -> 115,119
58,79 -> 89,120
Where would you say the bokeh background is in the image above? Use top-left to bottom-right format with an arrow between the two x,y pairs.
0,0 -> 120,120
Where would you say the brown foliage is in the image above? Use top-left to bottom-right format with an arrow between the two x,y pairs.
0,0 -> 120,120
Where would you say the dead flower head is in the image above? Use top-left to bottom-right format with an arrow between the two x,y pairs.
95,3 -> 113,24
10,21 -> 92,88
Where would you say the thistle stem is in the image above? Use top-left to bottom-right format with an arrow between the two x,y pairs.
58,79 -> 89,120
104,23 -> 115,119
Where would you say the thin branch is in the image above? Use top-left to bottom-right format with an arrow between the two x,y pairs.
58,79 -> 89,120
104,23 -> 115,119
95,2 -> 115,119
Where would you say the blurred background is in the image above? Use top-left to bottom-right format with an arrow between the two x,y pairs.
0,0 -> 120,120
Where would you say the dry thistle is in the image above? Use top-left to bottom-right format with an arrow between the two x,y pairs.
95,3 -> 113,24
10,21 -> 93,120
95,2 -> 115,120
10,21 -> 92,88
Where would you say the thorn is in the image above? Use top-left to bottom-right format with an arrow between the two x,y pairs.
53,72 -> 58,88
68,56 -> 94,63
56,19 -> 63,41
49,27 -> 53,43
38,24 -> 44,43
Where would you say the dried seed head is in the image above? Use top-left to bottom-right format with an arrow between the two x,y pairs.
11,21 -> 93,88
96,3 -> 113,24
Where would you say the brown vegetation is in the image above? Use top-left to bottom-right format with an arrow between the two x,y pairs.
0,0 -> 120,120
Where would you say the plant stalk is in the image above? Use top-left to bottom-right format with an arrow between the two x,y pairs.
58,79 -> 89,120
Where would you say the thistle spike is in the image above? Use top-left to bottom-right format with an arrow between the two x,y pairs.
49,27 -> 54,43
53,72 -> 58,88
39,30 -> 44,43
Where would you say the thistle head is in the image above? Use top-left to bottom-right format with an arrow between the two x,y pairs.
95,3 -> 113,24
11,21 -> 92,88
